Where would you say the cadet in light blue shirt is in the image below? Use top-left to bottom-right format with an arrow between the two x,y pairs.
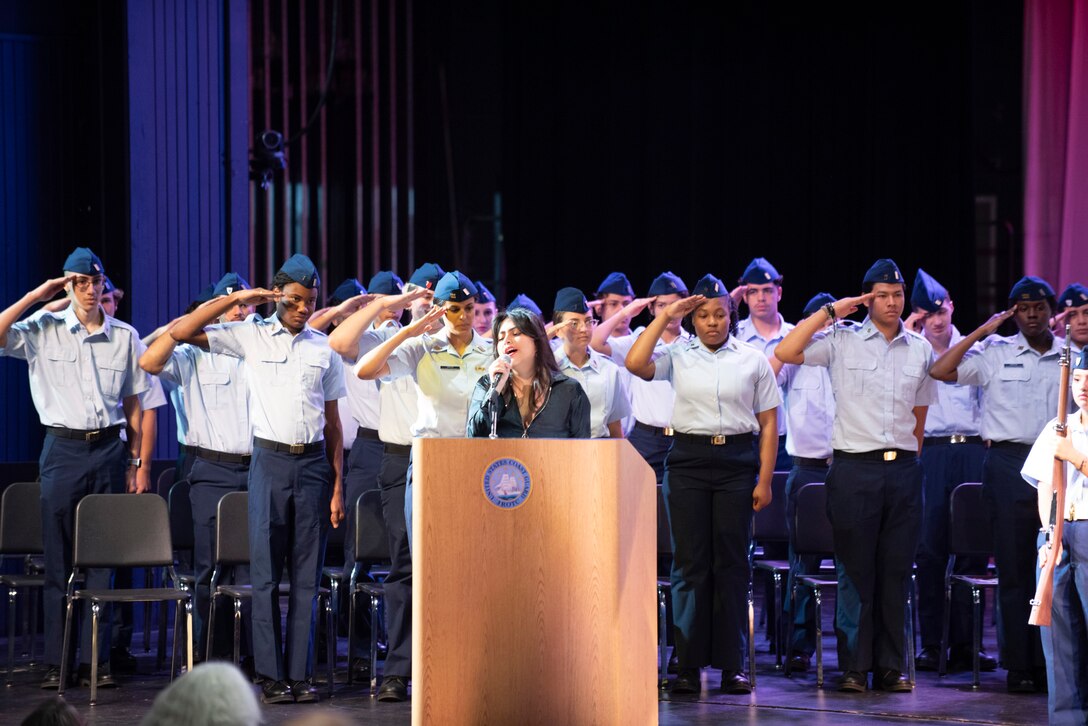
777,258 -> 936,694
627,274 -> 779,696
171,254 -> 345,704
930,275 -> 1063,693
1056,282 -> 1088,354
0,247 -> 149,688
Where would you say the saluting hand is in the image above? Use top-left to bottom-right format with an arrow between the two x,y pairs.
977,307 -> 1016,337
337,293 -> 378,315
404,305 -> 445,337
380,287 -> 430,313
236,287 -> 282,306
33,275 -> 75,303
662,295 -> 706,320
621,296 -> 656,317
729,284 -> 748,308
904,311 -> 925,334
832,293 -> 873,319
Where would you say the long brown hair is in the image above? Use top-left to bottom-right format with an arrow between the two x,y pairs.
491,307 -> 560,410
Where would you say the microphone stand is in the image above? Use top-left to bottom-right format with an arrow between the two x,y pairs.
489,382 -> 501,439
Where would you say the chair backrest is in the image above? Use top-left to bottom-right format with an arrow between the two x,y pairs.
948,482 -> 992,556
0,482 -> 43,554
155,467 -> 177,496
73,494 -> 175,568
215,492 -> 250,565
793,483 -> 835,556
752,471 -> 790,542
354,489 -> 390,564
168,480 -> 195,551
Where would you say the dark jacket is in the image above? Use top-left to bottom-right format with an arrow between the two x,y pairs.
466,372 -> 591,439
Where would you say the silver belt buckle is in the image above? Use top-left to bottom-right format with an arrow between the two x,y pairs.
289,443 -> 305,455
883,450 -> 898,462
662,427 -> 675,437
710,434 -> 726,446
85,429 -> 101,442
950,434 -> 967,444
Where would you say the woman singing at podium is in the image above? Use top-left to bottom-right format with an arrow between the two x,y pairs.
625,273 -> 780,696
467,306 -> 590,439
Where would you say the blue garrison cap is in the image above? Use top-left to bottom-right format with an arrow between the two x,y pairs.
102,276 -> 117,294
329,278 -> 366,304
367,271 -> 403,296
910,268 -> 949,313
1008,275 -> 1055,304
194,284 -> 216,305
62,247 -> 105,276
408,262 -> 446,290
862,258 -> 904,286
474,281 -> 496,304
553,287 -> 589,314
595,272 -> 634,298
1057,283 -> 1088,313
692,274 -> 727,298
277,253 -> 320,288
740,257 -> 781,285
434,271 -> 478,303
803,292 -> 837,317
1076,351 -> 1088,371
648,271 -> 688,297
213,272 -> 251,298
507,293 -> 542,316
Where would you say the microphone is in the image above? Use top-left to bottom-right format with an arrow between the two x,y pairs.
491,353 -> 513,391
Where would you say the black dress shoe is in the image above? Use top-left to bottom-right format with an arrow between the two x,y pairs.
915,645 -> 941,671
788,651 -> 811,673
836,671 -> 867,693
671,669 -> 700,694
110,647 -> 138,674
261,679 -> 296,704
720,670 -> 752,694
377,674 -> 409,702
77,663 -> 117,688
350,657 -> 371,680
40,666 -> 63,690
1006,670 -> 1036,694
289,679 -> 319,703
874,668 -> 912,692
948,646 -> 997,672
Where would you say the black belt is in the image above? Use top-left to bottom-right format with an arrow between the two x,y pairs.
987,440 -> 1033,454
382,442 -> 411,456
923,435 -> 983,447
795,456 -> 832,468
671,432 -> 756,447
179,443 -> 195,454
194,446 -> 252,465
356,427 -> 380,441
833,448 -> 916,462
253,437 -> 325,456
46,425 -> 122,443
634,421 -> 674,437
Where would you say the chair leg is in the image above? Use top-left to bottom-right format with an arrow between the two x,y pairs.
657,584 -> 668,690
171,596 -> 183,681
185,600 -> 194,674
772,571 -> 783,670
747,581 -> 756,688
7,587 -> 16,687
369,592 -> 380,696
206,592 -> 218,662
971,587 -> 982,690
325,595 -> 335,697
939,575 -> 952,676
347,590 -> 356,686
90,602 -> 100,706
905,586 -> 916,686
156,599 -> 168,671
813,587 -> 823,689
58,597 -> 75,696
143,568 -> 153,652
232,598 -> 242,666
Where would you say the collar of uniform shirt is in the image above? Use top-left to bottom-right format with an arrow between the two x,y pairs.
857,317 -> 916,344
555,347 -> 601,371
685,336 -> 743,354
264,312 -> 316,337
426,326 -> 488,354
62,304 -> 113,338
1010,330 -> 1063,357
737,314 -> 791,342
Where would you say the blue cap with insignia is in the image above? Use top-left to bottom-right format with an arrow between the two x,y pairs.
507,293 -> 542,316
1008,275 -> 1056,304
329,278 -> 366,304
595,272 -> 634,298
474,281 -> 496,304
692,274 -> 726,298
213,272 -> 251,298
553,287 -> 590,314
648,271 -> 688,297
193,284 -> 216,304
408,262 -> 446,290
434,271 -> 478,303
803,292 -> 837,317
367,271 -> 403,295
1076,350 -> 1088,370
102,276 -> 117,294
910,268 -> 949,313
62,247 -> 105,276
740,257 -> 781,285
277,253 -> 320,288
862,258 -> 903,286
1057,282 -> 1088,313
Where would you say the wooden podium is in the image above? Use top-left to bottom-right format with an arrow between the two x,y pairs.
412,438 -> 658,726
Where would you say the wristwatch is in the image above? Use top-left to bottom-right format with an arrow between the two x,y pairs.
127,458 -> 142,469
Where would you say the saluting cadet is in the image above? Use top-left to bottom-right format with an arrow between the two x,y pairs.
473,281 -> 497,337
591,271 -> 693,485
594,272 -> 636,338
328,263 -> 442,702
1021,350 -> 1088,724
777,292 -> 838,673
734,257 -> 792,469
626,274 -> 780,695
1056,282 -> 1088,354
170,254 -> 346,705
930,275 -> 1063,694
777,259 -> 936,693
0,247 -> 149,689
905,269 -> 994,673
551,287 -> 630,439
140,272 -> 255,663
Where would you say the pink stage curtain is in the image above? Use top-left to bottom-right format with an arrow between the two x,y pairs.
1023,0 -> 1088,292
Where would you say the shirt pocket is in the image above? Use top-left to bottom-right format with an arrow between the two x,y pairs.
98,355 -> 128,399
302,351 -> 330,390
43,345 -> 76,387
258,352 -> 289,387
843,357 -> 877,396
898,365 -> 923,403
997,362 -> 1030,405
199,369 -> 230,409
